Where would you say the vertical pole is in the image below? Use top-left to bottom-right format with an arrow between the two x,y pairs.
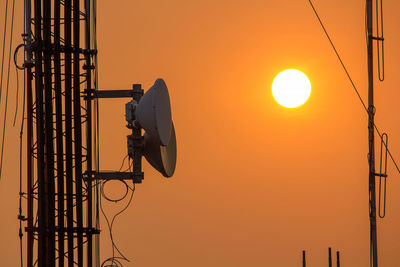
132,84 -> 144,180
25,1 -> 33,266
25,0 -> 32,64
367,0 -> 378,266
328,247 -> 332,267
33,0 -> 47,265
64,0 -> 74,265
43,0 -> 56,264
54,0 -> 65,265
302,250 -> 306,267
84,0 -> 93,265
73,0 -> 84,264
336,251 -> 340,267
26,63 -> 33,267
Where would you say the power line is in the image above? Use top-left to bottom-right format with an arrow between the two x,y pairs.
307,0 -> 368,112
306,0 -> 400,175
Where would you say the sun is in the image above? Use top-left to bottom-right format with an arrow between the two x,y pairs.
271,69 -> 311,108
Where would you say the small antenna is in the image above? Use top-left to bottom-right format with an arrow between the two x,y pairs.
378,133 -> 388,218
300,247 -> 341,266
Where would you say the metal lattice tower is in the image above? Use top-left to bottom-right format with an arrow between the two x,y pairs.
25,0 -> 99,265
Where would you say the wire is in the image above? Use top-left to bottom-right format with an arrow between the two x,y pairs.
13,65 -> 19,126
118,154 -> 129,172
100,184 -> 135,266
307,0 -> 400,175
18,40 -> 27,267
18,102 -> 24,267
18,1 -> 27,267
0,0 -> 9,103
101,179 -> 129,203
100,158 -> 135,267
13,43 -> 25,126
307,0 -> 368,113
0,0 -> 16,181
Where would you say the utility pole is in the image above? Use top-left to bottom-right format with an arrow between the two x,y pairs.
366,0 -> 378,266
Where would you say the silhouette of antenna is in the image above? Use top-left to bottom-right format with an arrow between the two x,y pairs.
301,247 -> 341,267
307,1 -> 390,266
18,0 -> 177,266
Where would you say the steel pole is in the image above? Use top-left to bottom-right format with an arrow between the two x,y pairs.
367,0 -> 378,266
43,0 -> 56,264
25,1 -> 33,265
54,0 -> 65,264
33,0 -> 47,265
26,63 -> 33,267
84,0 -> 94,266
64,0 -> 74,265
73,0 -> 84,264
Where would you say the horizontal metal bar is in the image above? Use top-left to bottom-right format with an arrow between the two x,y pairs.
88,171 -> 143,183
371,36 -> 384,41
93,90 -> 134,99
25,226 -> 100,235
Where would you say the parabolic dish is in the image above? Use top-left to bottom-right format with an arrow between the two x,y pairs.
135,79 -> 172,146
144,122 -> 177,178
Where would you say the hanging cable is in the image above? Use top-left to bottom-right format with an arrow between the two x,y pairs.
13,43 -> 25,127
306,0 -> 400,176
18,96 -> 25,267
0,0 -> 16,181
100,158 -> 135,267
0,0 -> 10,103
13,64 -> 19,126
17,1 -> 27,266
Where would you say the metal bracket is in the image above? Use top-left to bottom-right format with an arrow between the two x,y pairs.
85,171 -> 143,183
371,36 -> 384,41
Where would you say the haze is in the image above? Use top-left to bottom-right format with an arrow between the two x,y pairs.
1,0 -> 400,266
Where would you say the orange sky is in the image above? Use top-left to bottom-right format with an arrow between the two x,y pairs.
1,0 -> 400,266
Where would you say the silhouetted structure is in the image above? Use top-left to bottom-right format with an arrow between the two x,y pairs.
301,248 -> 341,267
25,0 -> 98,265
23,1 -> 176,265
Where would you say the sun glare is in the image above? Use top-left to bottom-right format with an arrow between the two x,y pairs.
272,69 -> 311,108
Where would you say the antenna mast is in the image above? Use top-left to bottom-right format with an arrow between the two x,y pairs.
23,1 -> 177,265
26,0 -> 98,265
366,0 -> 378,266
